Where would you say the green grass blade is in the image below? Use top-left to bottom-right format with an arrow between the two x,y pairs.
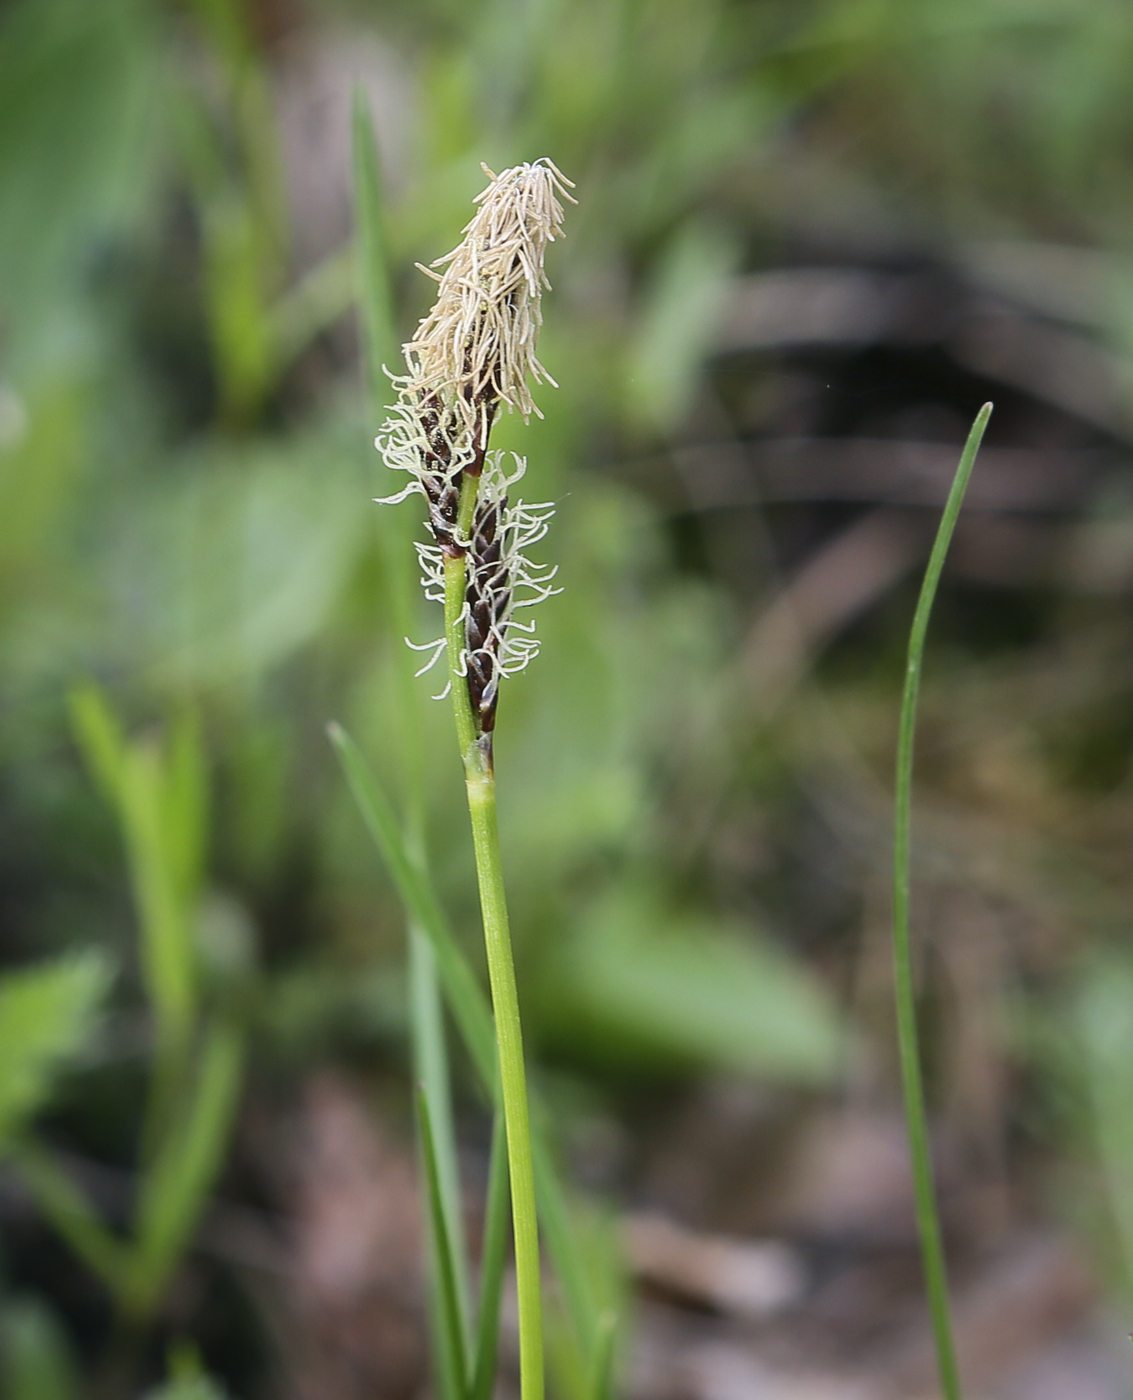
71,689 -> 201,1154
328,723 -> 497,1083
128,1020 -> 243,1319
68,684 -> 126,809
588,1311 -> 618,1400
351,88 -> 399,417
470,1111 -> 510,1400
892,402 -> 992,1400
72,687 -> 198,1069
411,926 -> 473,1359
350,81 -> 424,817
8,1140 -> 129,1296
352,73 -> 431,830
121,741 -> 197,1061
532,1139 -> 598,1353
418,1088 -> 471,1400
330,725 -> 607,1366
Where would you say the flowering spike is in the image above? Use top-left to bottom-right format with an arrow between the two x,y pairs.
375,160 -> 571,735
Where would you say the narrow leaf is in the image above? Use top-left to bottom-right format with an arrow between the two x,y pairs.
588,1311 -> 618,1400
69,683 -> 126,808
9,1140 -> 128,1295
892,402 -> 991,1400
129,1020 -> 243,1317
418,1088 -> 470,1400
71,689 -> 200,1072
328,723 -> 496,1082
351,88 -> 398,417
351,83 -> 431,828
411,927 -> 472,1366
331,725 -> 607,1362
531,1133 -> 600,1358
470,1111 -> 510,1400
120,742 -> 197,1063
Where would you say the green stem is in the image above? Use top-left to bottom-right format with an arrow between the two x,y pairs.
445,550 -> 479,761
444,475 -> 544,1400
892,402 -> 991,1400
464,768 -> 543,1400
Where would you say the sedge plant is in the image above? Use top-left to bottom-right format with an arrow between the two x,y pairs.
891,403 -> 991,1400
338,140 -> 590,1400
372,158 -> 573,1400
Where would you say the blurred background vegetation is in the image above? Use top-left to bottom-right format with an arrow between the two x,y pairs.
5,0 -> 1133,1396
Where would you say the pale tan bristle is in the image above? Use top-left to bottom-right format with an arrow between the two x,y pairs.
404,160 -> 573,425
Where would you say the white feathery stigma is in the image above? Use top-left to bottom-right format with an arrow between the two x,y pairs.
409,452 -> 561,698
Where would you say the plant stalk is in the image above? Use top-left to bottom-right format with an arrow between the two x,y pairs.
892,402 -> 991,1400
444,477 -> 543,1400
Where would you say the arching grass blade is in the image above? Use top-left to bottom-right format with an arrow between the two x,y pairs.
892,402 -> 992,1400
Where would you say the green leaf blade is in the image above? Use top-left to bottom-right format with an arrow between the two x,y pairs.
351,89 -> 399,417
328,723 -> 497,1085
418,1088 -> 471,1400
129,1020 -> 244,1319
892,402 -> 992,1400
331,725 -> 615,1384
470,1112 -> 510,1400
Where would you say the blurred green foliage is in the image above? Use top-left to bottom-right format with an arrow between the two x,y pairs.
1,1296 -> 80,1400
5,689 -> 243,1362
0,955 -> 109,1147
